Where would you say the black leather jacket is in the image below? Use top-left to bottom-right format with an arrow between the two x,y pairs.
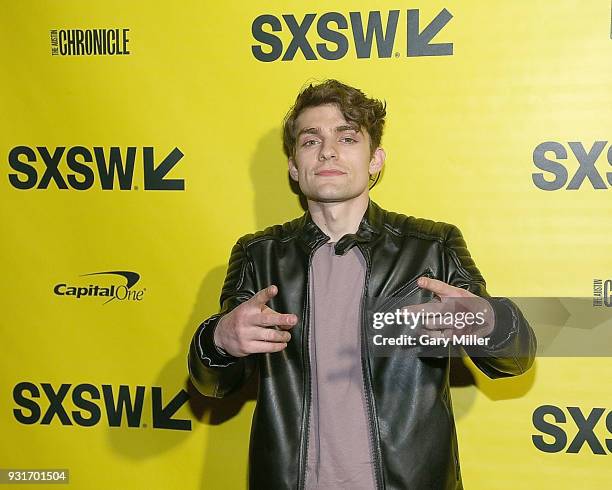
189,200 -> 536,490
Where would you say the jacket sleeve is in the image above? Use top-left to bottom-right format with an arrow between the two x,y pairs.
188,239 -> 258,398
441,224 -> 537,379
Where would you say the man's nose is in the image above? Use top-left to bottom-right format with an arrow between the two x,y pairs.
318,139 -> 337,161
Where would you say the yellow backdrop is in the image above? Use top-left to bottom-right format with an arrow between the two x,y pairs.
2,1 -> 612,488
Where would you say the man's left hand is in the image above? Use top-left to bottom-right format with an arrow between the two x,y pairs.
411,276 -> 495,339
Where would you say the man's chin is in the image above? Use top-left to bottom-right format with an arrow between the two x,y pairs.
304,192 -> 366,204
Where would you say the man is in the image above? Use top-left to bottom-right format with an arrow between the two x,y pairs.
188,80 -> 536,489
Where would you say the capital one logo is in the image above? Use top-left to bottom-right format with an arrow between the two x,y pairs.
54,270 -> 146,305
251,8 -> 453,62
8,146 -> 184,191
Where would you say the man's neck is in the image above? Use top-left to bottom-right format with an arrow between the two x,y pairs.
307,194 -> 370,243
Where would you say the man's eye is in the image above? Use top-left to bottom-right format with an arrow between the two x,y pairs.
302,139 -> 318,146
341,137 -> 357,143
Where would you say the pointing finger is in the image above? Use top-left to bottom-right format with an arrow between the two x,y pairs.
258,311 -> 298,328
418,277 -> 462,297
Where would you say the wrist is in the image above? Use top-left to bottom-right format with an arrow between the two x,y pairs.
213,316 -> 232,357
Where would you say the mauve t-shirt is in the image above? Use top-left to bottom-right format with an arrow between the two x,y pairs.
304,242 -> 376,490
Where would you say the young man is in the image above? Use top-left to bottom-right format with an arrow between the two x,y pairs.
188,80 -> 536,490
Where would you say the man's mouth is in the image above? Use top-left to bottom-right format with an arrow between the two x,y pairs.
315,169 -> 345,176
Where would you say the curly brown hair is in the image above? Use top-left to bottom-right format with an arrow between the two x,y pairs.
282,79 -> 386,158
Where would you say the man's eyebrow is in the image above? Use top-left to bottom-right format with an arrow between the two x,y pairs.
296,125 -> 361,137
335,124 -> 360,133
297,127 -> 320,137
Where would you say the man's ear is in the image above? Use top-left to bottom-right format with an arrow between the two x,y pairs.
369,148 -> 386,175
288,157 -> 299,181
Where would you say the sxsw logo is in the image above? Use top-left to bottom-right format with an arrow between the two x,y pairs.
532,405 -> 612,455
8,146 -> 184,191
251,8 -> 453,62
13,382 -> 191,431
532,141 -> 612,190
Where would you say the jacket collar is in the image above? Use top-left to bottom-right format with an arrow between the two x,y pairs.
298,199 -> 383,255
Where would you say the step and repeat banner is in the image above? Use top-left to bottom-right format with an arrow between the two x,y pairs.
2,1 -> 611,488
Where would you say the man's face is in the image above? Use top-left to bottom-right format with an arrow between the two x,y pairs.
288,104 -> 385,203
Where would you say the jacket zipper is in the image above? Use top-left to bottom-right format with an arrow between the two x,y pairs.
378,268 -> 434,312
297,238 -> 328,490
358,245 -> 385,490
357,259 -> 433,489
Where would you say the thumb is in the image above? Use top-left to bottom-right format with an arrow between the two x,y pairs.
250,285 -> 278,308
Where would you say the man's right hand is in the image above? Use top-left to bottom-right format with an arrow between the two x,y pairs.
213,285 -> 297,357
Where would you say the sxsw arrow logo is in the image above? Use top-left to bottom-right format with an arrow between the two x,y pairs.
251,8 -> 453,61
407,8 -> 453,56
152,387 -> 191,430
13,382 -> 192,431
144,147 -> 184,191
8,146 -> 185,191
